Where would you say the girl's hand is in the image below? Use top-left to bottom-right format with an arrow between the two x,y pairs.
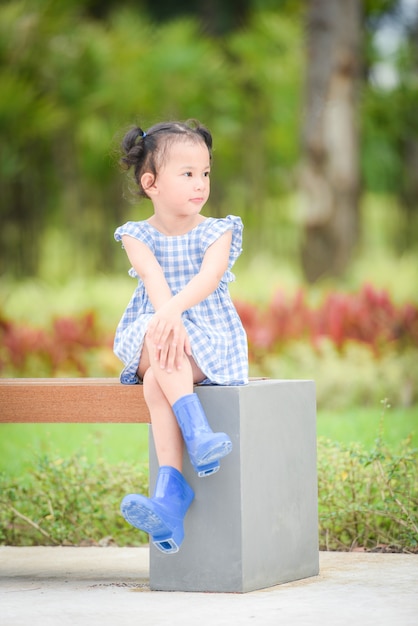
154,327 -> 191,372
147,302 -> 182,349
147,306 -> 191,372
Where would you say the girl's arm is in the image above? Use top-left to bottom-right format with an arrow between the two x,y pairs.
147,230 -> 233,348
121,235 -> 173,311
121,235 -> 192,368
121,229 -> 233,370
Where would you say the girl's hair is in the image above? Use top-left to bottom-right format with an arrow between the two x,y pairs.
120,119 -> 213,198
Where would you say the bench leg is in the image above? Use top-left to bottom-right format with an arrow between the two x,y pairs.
149,379 -> 319,593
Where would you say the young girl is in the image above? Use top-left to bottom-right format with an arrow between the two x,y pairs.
114,120 -> 248,554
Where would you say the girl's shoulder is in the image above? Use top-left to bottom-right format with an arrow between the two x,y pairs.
203,214 -> 243,228
199,214 -> 243,239
198,215 -> 244,265
198,214 -> 243,238
114,220 -> 153,245
114,216 -> 243,251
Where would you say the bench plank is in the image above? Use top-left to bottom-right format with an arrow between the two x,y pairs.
0,378 -> 150,424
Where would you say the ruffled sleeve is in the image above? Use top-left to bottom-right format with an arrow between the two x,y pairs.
114,221 -> 155,248
199,215 -> 243,274
114,221 -> 155,278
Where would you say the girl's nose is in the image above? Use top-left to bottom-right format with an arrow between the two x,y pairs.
195,176 -> 207,190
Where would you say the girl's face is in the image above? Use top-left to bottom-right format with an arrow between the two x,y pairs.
148,140 -> 211,218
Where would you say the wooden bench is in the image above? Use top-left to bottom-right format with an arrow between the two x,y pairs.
0,376 -> 319,593
0,378 -> 150,423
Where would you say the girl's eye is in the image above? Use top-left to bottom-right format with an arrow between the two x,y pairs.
184,172 -> 192,177
204,171 -> 210,177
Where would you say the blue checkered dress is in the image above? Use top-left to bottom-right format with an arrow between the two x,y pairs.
113,215 -> 248,386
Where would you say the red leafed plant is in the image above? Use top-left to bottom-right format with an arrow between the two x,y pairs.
1,284 -> 417,377
235,283 -> 418,358
0,311 -> 114,377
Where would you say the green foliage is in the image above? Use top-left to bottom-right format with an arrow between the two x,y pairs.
258,341 -> 418,409
1,433 -> 416,552
0,454 -> 148,547
0,2 -> 303,277
1,1 -> 417,278
318,431 -> 418,552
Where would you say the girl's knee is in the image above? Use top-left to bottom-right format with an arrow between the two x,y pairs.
143,368 -> 166,406
143,332 -> 154,355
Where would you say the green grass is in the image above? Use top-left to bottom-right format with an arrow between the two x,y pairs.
0,424 -> 149,477
317,405 -> 417,448
1,404 -> 416,477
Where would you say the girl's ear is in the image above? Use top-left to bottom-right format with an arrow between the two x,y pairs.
141,172 -> 157,196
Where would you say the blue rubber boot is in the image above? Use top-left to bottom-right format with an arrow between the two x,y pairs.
120,466 -> 194,554
172,393 -> 232,477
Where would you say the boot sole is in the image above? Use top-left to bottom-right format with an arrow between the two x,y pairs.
194,440 -> 233,477
120,495 -> 182,554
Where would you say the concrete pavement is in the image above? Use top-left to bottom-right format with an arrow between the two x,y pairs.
1,546 -> 417,626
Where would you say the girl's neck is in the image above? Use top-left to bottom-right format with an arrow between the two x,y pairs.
147,213 -> 206,236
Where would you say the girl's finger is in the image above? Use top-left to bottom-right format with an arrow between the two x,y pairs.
158,342 -> 170,369
165,343 -> 178,373
184,335 -> 192,356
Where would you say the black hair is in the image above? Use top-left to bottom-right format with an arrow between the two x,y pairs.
120,119 -> 213,198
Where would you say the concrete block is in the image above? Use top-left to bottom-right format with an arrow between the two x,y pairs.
149,379 -> 319,593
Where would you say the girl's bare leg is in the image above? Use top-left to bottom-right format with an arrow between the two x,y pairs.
142,368 -> 184,472
139,333 -> 205,471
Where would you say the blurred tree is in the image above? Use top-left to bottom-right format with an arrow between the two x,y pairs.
59,0 -> 251,33
2,0 -> 414,281
143,0 -> 250,34
82,0 -> 298,35
362,0 -> 418,249
0,1 -> 69,276
221,11 -> 302,253
299,0 -> 362,282
0,1 -> 302,278
399,5 -> 418,248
